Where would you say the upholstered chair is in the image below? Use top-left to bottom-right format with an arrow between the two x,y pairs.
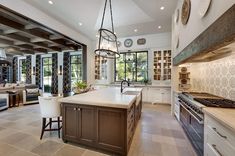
39,96 -> 62,139
0,93 -> 9,110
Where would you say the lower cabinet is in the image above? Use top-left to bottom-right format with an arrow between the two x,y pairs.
204,114 -> 235,156
62,100 -> 142,156
142,87 -> 171,104
62,104 -> 95,146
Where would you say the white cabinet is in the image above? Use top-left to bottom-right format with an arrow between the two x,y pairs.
204,114 -> 235,156
142,86 -> 171,104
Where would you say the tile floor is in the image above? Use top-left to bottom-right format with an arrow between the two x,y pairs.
0,104 -> 196,156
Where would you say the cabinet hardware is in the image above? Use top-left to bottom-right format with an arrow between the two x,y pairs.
212,144 -> 223,156
73,108 -> 77,111
212,127 -> 227,139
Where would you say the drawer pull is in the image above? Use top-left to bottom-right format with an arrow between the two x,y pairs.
212,127 -> 227,139
212,144 -> 223,156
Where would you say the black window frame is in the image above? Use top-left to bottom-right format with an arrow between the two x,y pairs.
42,57 -> 52,93
70,54 -> 83,87
114,51 -> 148,82
19,59 -> 26,82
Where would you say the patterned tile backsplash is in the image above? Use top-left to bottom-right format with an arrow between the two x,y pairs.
190,54 -> 235,101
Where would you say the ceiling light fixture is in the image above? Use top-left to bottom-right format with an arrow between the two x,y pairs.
48,1 -> 53,5
78,22 -> 83,26
134,29 -> 138,32
94,0 -> 119,59
160,6 -> 165,10
158,25 -> 162,29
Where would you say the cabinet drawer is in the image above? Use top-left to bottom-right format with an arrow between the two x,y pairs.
206,126 -> 235,156
205,115 -> 235,148
205,143 -> 223,156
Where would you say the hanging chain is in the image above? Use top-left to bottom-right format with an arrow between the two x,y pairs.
100,0 -> 115,34
109,0 -> 115,33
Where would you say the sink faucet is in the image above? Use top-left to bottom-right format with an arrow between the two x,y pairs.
121,80 -> 130,93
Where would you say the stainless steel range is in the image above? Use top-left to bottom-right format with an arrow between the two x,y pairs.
178,92 -> 235,156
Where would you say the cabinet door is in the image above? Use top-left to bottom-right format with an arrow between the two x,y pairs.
63,104 -> 78,141
162,89 -> 171,104
148,88 -> 162,103
78,105 -> 96,145
96,107 -> 126,154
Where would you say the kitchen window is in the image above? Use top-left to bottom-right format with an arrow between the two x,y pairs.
19,59 -> 26,82
70,55 -> 82,87
42,57 -> 52,93
115,51 -> 148,82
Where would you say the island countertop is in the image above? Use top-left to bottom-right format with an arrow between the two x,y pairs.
59,87 -> 142,109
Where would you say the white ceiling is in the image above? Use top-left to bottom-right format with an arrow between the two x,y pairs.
23,0 -> 177,41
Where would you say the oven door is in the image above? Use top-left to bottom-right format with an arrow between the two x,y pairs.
179,101 -> 204,156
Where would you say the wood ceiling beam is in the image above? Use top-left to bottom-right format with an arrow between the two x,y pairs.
3,29 -> 18,34
0,30 -> 60,52
0,15 -> 68,50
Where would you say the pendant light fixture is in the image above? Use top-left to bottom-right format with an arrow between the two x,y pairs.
94,0 -> 119,59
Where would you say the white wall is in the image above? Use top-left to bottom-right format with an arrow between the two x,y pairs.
94,32 -> 172,84
172,0 -> 235,57
0,0 -> 95,85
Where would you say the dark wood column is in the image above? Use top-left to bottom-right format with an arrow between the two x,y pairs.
82,45 -> 87,82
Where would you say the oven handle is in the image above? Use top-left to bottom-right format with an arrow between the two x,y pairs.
180,103 -> 204,125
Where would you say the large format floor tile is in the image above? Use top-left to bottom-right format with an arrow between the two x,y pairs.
0,104 -> 196,156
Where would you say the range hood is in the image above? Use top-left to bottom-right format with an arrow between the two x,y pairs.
173,4 -> 235,65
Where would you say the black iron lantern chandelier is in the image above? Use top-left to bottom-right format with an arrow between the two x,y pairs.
94,0 -> 119,59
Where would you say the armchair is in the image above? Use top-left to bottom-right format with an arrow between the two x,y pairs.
23,85 -> 42,105
0,93 -> 9,111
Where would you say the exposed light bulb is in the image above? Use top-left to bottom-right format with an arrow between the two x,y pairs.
160,6 -> 165,10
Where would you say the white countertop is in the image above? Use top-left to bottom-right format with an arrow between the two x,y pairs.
203,107 -> 235,133
59,87 -> 143,109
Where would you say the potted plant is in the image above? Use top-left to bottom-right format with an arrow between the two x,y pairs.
72,81 -> 88,94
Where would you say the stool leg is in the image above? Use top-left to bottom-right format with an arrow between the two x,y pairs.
57,117 -> 60,138
49,118 -> 52,130
40,118 -> 46,140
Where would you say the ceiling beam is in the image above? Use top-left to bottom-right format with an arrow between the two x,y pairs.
0,30 -> 60,52
3,29 -> 18,34
0,15 -> 68,50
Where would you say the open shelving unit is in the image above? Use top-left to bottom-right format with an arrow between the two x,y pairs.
153,50 -> 172,81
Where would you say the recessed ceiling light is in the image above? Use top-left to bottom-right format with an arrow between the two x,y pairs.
48,1 -> 53,5
134,29 -> 138,32
158,25 -> 162,29
160,6 -> 165,10
78,22 -> 83,26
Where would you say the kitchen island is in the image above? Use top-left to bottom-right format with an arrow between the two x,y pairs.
59,87 -> 142,155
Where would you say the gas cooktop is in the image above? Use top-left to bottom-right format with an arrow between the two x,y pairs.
182,92 -> 235,108
194,98 -> 235,108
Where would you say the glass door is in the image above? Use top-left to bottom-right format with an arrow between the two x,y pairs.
42,57 -> 52,93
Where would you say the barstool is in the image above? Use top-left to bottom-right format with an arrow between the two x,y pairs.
39,96 -> 62,140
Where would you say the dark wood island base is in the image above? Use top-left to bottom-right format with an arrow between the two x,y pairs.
61,97 -> 142,156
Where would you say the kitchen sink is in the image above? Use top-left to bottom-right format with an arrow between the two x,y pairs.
123,91 -> 140,95
123,91 -> 141,106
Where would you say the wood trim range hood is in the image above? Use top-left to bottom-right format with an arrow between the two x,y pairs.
173,4 -> 235,65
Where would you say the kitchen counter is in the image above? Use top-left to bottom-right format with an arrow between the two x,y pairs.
59,87 -> 142,109
61,87 -> 143,155
203,107 -> 235,133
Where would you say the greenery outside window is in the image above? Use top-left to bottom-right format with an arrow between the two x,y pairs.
42,57 -> 52,93
115,51 -> 148,82
70,55 -> 82,87
19,59 -> 26,82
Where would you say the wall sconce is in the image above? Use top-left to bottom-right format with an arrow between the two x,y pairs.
32,66 -> 36,75
58,65 -> 63,75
